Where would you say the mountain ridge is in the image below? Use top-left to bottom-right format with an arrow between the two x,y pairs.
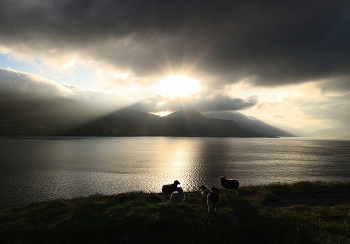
0,96 -> 285,137
75,107 -> 266,137
308,127 -> 350,140
202,111 -> 295,137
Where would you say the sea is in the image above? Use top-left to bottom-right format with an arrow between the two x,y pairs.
1,136 -> 349,207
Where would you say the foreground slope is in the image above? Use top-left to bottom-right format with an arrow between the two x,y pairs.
1,181 -> 349,244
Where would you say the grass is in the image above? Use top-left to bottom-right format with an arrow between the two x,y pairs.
1,181 -> 350,244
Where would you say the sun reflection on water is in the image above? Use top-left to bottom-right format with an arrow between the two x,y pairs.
1,137 -> 350,207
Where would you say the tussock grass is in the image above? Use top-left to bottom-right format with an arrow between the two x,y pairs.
1,181 -> 350,244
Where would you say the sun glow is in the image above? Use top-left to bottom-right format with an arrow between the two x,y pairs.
155,75 -> 201,97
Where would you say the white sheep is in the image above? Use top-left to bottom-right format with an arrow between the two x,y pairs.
220,176 -> 239,196
161,180 -> 180,205
199,184 -> 211,203
170,187 -> 185,210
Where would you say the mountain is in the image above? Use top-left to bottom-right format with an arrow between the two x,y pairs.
164,109 -> 204,120
157,108 -> 263,137
71,107 -> 265,137
76,106 -> 162,136
0,97 -> 269,137
0,93 -> 107,135
202,111 -> 295,137
308,128 -> 350,140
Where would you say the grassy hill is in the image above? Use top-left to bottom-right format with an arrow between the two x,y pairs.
1,181 -> 350,244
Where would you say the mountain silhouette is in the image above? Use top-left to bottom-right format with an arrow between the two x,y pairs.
164,108 -> 204,120
0,93 -> 105,135
77,106 -> 161,136
156,108 -> 263,137
308,127 -> 350,140
74,107 -> 266,137
202,111 -> 294,137
0,97 -> 278,137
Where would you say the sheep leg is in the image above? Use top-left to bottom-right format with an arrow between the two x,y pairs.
207,198 -> 212,213
162,195 -> 166,206
207,198 -> 210,213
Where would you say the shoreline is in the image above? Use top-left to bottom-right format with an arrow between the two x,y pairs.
2,181 -> 349,209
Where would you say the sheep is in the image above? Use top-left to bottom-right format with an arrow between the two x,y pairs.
207,187 -> 220,213
162,180 -> 180,205
199,184 -> 211,203
220,176 -> 239,196
170,187 -> 185,210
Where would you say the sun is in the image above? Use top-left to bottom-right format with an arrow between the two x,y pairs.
155,75 -> 201,97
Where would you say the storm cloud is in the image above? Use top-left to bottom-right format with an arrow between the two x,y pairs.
1,0 -> 349,88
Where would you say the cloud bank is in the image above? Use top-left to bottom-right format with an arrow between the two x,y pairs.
0,67 -> 134,111
0,0 -> 349,89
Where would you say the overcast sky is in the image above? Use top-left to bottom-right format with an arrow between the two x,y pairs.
1,0 -> 349,134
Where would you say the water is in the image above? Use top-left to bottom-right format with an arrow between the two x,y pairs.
1,136 -> 349,207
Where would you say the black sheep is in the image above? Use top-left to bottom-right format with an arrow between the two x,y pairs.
161,180 -> 180,205
220,176 -> 239,196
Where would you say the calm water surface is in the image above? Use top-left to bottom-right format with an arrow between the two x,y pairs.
1,136 -> 349,207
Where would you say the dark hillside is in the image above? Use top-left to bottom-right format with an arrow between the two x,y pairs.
0,98 -> 267,137
155,108 -> 264,137
78,107 -> 162,136
1,182 -> 349,244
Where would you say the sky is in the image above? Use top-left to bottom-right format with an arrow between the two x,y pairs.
0,0 -> 350,135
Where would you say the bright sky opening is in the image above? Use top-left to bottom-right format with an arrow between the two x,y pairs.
154,76 -> 201,97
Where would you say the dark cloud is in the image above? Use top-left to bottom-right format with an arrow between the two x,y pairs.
136,93 -> 259,113
1,0 -> 349,88
196,94 -> 259,112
